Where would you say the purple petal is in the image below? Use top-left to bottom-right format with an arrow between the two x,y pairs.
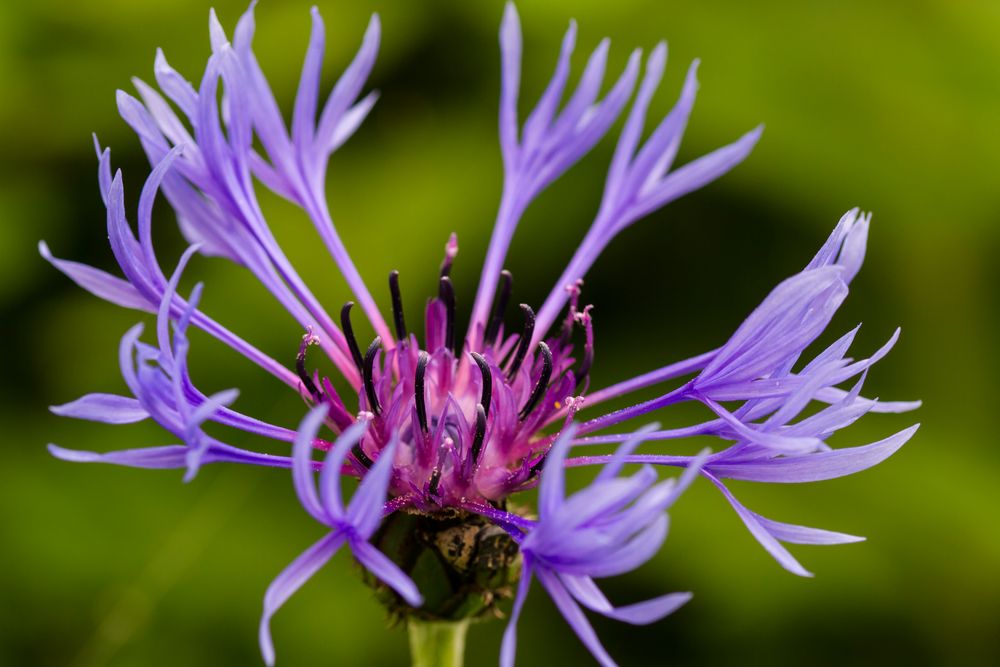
500,563 -> 534,667
315,13 -> 381,159
697,266 -> 847,388
106,171 -> 157,299
498,1 -> 522,164
704,472 -> 812,577
48,443 -> 187,468
708,425 -> 919,483
597,592 -> 691,625
208,8 -> 230,52
259,531 -> 346,666
49,438 -> 305,473
320,420 -> 369,520
291,7 -> 324,150
573,516 -> 668,578
327,91 -> 379,154
700,395 -> 824,453
153,48 -> 198,118
350,538 -> 423,607
594,423 -> 661,482
755,515 -> 864,545
346,436 -> 397,537
631,59 -> 700,195
521,20 -> 577,149
292,405 -> 330,524
603,42 -> 667,206
38,241 -> 152,312
538,424 -> 576,519
623,125 -> 763,224
560,573 -> 691,625
93,135 -> 113,205
50,393 -> 149,424
535,568 -> 617,667
131,77 -> 194,149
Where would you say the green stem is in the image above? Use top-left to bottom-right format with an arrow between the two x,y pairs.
407,618 -> 469,667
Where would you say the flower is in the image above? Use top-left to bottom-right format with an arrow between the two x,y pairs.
44,2 -> 918,665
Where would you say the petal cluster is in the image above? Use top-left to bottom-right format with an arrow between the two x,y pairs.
259,407 -> 421,665
569,210 -> 919,575
502,425 -> 704,667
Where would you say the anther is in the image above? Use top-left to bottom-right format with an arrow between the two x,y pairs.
484,269 -> 513,345
295,333 -> 322,400
363,337 -> 382,416
428,468 -> 442,497
469,352 -> 493,418
388,270 -> 407,340
470,403 -> 487,467
352,444 -> 374,469
506,304 -> 535,380
439,276 -> 457,354
414,351 -> 430,433
340,302 -> 365,372
519,342 -> 553,421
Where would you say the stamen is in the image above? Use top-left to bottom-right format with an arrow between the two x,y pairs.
506,304 -> 536,380
484,269 -> 513,345
470,403 -> 487,467
428,467 -> 442,497
295,331 -> 322,400
351,412 -> 374,469
560,279 -> 584,344
352,443 -> 374,469
414,351 -> 430,433
575,305 -> 595,389
469,352 -> 493,418
340,302 -> 365,371
388,270 -> 407,340
439,276 -> 457,354
363,336 -> 382,416
439,232 -> 459,278
519,342 -> 553,421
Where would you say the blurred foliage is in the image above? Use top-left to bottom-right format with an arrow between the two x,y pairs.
1,0 -> 998,665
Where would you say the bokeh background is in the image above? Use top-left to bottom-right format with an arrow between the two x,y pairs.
2,0 -> 998,665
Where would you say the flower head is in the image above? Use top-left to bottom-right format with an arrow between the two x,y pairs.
45,2 -> 918,664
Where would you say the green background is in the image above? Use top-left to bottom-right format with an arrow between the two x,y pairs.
1,0 -> 998,665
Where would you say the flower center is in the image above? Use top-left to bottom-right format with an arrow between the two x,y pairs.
298,249 -> 594,512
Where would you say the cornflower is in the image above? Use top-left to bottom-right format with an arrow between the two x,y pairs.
45,3 -> 919,665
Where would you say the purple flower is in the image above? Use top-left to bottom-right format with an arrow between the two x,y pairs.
45,2 -> 918,664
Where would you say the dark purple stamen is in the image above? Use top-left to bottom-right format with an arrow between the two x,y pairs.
295,338 -> 322,400
363,336 -> 382,416
439,276 -> 457,354
519,342 -> 552,421
484,269 -> 513,345
470,403 -> 487,467
506,304 -> 535,380
428,467 -> 442,497
340,302 -> 365,372
352,443 -> 374,469
388,270 -> 407,340
470,352 -> 493,418
414,351 -> 430,433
